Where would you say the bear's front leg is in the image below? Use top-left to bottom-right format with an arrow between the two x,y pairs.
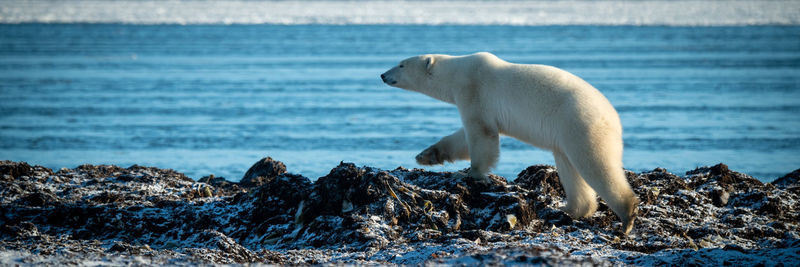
462,119 -> 500,185
416,128 -> 470,165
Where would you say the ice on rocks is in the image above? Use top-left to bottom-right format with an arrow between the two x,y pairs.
1,159 -> 798,265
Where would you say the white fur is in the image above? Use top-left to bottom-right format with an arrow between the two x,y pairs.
381,52 -> 639,234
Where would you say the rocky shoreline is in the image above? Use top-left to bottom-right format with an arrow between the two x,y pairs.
1,158 -> 799,266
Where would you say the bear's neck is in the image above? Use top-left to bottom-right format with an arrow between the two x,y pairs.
418,65 -> 465,104
418,86 -> 455,104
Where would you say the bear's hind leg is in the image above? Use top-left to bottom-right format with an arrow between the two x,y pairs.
554,150 -> 598,218
566,144 -> 638,235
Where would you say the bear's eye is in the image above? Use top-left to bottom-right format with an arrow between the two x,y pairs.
399,65 -> 404,68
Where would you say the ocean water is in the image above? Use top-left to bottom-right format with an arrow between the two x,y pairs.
1,24 -> 799,181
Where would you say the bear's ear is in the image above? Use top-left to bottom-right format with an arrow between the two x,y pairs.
425,55 -> 435,75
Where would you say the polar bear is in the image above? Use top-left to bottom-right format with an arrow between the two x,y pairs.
380,52 -> 638,234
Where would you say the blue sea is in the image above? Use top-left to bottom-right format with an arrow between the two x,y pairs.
1,24 -> 799,182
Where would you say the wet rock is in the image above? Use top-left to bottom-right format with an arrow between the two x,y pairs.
723,243 -> 748,253
627,168 -> 688,206
1,221 -> 40,239
290,163 -> 466,249
72,164 -> 126,179
437,246 -> 606,266
187,230 -> 260,263
240,172 -> 311,243
459,229 -> 512,243
198,174 -> 224,185
709,188 -> 730,207
261,162 -> 538,249
757,196 -> 784,216
513,165 -> 563,197
687,163 -> 763,192
393,167 -> 472,199
240,157 -> 287,188
539,208 -> 573,227
91,192 -> 125,204
108,241 -> 152,255
0,160 -> 34,179
0,159 -> 798,265
18,191 -> 58,207
772,168 -> 800,190
198,174 -> 241,196
395,167 -> 534,231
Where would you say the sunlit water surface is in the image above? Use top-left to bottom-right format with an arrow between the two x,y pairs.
1,24 -> 798,181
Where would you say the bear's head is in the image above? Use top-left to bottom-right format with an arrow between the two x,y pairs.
380,55 -> 436,91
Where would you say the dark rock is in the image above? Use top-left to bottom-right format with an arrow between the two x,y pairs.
0,160 -> 34,179
198,174 -> 231,188
268,162 -> 539,249
394,167 -> 473,199
91,192 -> 124,204
291,163 -> 465,248
757,196 -> 784,217
108,241 -> 152,255
460,229 -> 509,243
539,208 -> 572,227
711,163 -> 734,183
625,168 -> 691,206
772,168 -> 800,189
438,247 -> 603,266
1,221 -> 40,238
187,230 -> 260,263
638,167 -> 688,194
244,173 -> 312,239
710,189 -> 730,207
198,174 -> 241,196
300,162 -> 364,220
74,164 -> 126,179
19,191 -> 58,207
513,165 -> 563,197
240,157 -> 287,188
395,167 -> 534,231
723,244 -> 748,253
726,190 -> 790,218
0,159 -> 798,265
687,163 -> 763,192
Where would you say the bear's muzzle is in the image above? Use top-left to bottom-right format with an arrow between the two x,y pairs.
380,73 -> 397,85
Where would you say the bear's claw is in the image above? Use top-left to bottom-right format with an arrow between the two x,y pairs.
620,204 -> 638,236
416,146 -> 443,165
621,217 -> 635,236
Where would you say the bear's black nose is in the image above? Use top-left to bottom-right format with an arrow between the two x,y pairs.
381,74 -> 386,79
